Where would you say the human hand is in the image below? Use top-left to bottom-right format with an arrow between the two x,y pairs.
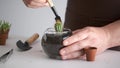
23,0 -> 49,8
60,27 -> 110,60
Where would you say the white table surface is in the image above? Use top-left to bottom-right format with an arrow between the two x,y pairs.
0,35 -> 120,68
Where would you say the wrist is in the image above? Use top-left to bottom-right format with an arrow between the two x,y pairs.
101,27 -> 112,49
102,20 -> 120,48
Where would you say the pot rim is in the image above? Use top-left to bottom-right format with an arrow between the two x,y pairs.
45,28 -> 71,34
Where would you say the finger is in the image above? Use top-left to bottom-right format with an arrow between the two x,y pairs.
23,0 -> 30,6
72,29 -> 81,34
63,29 -> 89,46
33,0 -> 49,6
61,50 -> 84,60
28,2 -> 46,8
33,0 -> 48,5
78,54 -> 86,60
27,4 -> 45,8
33,0 -> 47,3
60,38 -> 90,55
23,0 -> 47,8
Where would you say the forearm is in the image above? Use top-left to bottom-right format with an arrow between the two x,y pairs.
103,20 -> 120,48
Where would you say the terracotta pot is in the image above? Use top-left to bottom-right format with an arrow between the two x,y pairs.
2,29 -> 9,39
41,28 -> 72,60
6,29 -> 10,39
0,33 -> 7,45
86,47 -> 97,61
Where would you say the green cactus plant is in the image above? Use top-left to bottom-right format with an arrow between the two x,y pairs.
0,20 -> 11,34
0,20 -> 11,45
54,19 -> 63,32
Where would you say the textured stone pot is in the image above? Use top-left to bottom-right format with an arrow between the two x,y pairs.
41,28 -> 72,60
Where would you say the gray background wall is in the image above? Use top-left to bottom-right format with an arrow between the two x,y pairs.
0,0 -> 67,37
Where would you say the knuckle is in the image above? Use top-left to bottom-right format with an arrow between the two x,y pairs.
84,26 -> 93,30
69,54 -> 76,58
29,1 -> 34,5
84,26 -> 96,32
78,41 -> 88,48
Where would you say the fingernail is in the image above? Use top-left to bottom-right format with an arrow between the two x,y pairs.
60,50 -> 66,55
62,56 -> 67,60
64,41 -> 68,45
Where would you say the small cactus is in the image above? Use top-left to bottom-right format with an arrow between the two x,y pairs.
54,19 -> 63,32
0,20 -> 11,34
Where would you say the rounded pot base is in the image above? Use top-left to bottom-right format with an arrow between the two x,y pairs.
49,55 -> 62,60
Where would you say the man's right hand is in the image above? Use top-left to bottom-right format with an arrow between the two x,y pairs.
23,0 -> 49,8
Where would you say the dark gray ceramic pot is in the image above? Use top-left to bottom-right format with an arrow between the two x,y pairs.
41,28 -> 72,60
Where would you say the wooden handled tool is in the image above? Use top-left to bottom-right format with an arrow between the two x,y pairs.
47,0 -> 63,32
16,33 -> 39,51
47,0 -> 61,21
26,33 -> 39,45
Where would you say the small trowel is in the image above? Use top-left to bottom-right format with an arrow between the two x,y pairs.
16,33 -> 39,51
